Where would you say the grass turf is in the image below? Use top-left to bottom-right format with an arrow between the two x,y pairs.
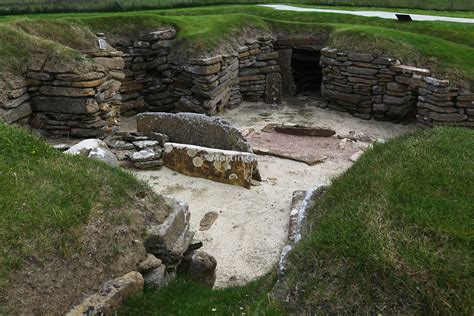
1,5 -> 474,88
120,273 -> 282,315
286,127 -> 474,314
1,0 -> 473,14
0,124 -> 145,294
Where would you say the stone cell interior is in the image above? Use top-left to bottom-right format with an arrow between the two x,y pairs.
291,48 -> 323,94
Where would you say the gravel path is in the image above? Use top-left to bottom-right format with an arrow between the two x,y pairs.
260,4 -> 474,24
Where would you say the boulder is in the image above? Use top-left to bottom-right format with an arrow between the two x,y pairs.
66,271 -> 144,316
138,254 -> 162,273
179,251 -> 217,288
143,265 -> 168,288
65,139 -> 108,156
88,147 -> 119,167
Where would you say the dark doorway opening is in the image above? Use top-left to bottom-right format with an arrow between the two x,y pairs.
291,49 -> 322,94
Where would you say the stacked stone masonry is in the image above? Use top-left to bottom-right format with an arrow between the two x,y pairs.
1,28 -> 473,136
320,48 -> 474,127
238,36 -> 282,104
114,29 -> 177,115
26,51 -> 123,138
173,53 -> 241,115
0,73 -> 32,125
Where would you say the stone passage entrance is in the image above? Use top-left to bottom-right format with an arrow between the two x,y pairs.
291,49 -> 323,94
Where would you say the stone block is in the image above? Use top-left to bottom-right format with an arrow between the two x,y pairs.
33,96 -> 99,114
93,57 -> 125,70
347,52 -> 374,62
264,72 -> 282,104
163,143 -> 258,189
66,272 -> 144,316
185,63 -> 221,76
39,86 -> 96,97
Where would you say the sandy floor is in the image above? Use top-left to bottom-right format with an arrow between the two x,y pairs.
135,97 -> 416,287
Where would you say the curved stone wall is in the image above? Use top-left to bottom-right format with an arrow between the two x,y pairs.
1,28 -> 473,137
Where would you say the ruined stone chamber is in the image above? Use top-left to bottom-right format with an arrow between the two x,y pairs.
2,28 -> 473,142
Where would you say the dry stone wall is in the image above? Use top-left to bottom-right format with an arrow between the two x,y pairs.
173,53 -> 241,115
0,73 -> 32,125
114,29 -> 177,115
2,28 -> 473,136
27,51 -> 123,138
238,36 -> 282,104
320,48 -> 474,127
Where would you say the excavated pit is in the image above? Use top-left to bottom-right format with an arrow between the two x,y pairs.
4,28 -> 473,292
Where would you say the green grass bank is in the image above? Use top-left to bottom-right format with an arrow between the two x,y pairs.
1,0 -> 473,15
1,5 -> 474,89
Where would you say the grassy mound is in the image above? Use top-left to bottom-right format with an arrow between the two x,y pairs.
1,6 -> 474,87
0,124 -> 162,313
286,127 -> 474,314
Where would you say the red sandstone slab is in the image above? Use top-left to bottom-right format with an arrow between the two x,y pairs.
247,130 -> 360,165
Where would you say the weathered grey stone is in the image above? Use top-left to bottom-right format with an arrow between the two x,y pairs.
88,147 -> 119,166
133,160 -> 164,170
185,63 -> 221,76
143,265 -> 168,288
138,254 -> 162,273
131,148 -> 162,162
133,140 -> 161,149
140,29 -> 177,41
33,97 -> 99,114
429,112 -> 468,122
66,271 -> 143,316
56,71 -> 105,82
391,65 -> 431,76
44,57 -> 93,74
423,76 -> 450,87
39,86 -> 96,97
179,251 -> 217,288
2,102 -> 32,124
93,57 -> 125,70
347,52 -> 373,62
189,56 -> 223,66
348,66 -> 378,76
4,94 -> 30,109
65,139 -> 108,156
145,196 -> 192,268
137,112 -> 253,152
264,73 -> 282,104
383,95 -> 411,105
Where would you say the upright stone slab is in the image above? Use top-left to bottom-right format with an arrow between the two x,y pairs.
162,143 -> 258,189
265,73 -> 282,104
137,112 -> 253,153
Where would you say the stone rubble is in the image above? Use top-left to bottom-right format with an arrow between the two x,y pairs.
104,131 -> 167,170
